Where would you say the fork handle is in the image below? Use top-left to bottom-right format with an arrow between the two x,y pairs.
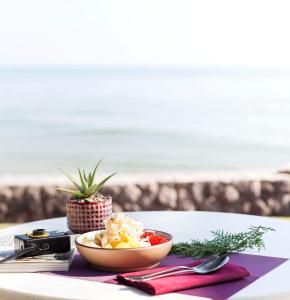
125,269 -> 194,282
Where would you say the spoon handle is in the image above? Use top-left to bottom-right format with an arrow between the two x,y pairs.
124,265 -> 190,281
125,269 -> 194,282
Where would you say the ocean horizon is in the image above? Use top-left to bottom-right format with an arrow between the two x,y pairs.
1,66 -> 290,175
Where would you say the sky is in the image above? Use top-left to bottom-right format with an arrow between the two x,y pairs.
0,0 -> 290,67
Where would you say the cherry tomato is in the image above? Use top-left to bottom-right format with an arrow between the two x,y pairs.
158,236 -> 168,244
140,231 -> 154,239
149,235 -> 161,245
141,231 -> 168,245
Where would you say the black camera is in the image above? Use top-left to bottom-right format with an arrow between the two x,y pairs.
14,229 -> 72,258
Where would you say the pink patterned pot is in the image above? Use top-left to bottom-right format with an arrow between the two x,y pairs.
66,195 -> 112,234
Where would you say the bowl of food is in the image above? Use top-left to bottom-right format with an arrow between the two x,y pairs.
76,213 -> 173,272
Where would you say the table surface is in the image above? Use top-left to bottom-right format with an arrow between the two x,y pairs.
0,211 -> 290,300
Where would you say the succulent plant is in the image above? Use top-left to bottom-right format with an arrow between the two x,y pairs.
56,160 -> 116,201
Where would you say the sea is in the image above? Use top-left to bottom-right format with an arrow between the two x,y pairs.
0,66 -> 290,175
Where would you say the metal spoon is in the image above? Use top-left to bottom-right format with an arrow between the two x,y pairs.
124,255 -> 229,282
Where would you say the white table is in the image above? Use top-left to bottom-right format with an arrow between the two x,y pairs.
0,211 -> 290,300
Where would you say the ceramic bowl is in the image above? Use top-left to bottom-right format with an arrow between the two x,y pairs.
76,229 -> 173,272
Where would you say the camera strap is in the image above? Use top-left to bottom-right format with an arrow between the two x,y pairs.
0,245 -> 37,264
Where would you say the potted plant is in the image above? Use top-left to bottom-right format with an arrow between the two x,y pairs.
57,160 -> 116,234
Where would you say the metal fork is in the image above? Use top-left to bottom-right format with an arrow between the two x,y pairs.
124,255 -> 229,282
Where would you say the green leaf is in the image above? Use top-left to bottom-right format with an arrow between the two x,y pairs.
56,188 -> 84,198
83,183 -> 98,197
78,167 -> 88,192
83,169 -> 87,182
89,159 -> 102,187
94,172 -> 117,193
87,173 -> 93,187
58,168 -> 82,191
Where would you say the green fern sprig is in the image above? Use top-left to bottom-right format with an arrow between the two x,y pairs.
170,226 -> 274,259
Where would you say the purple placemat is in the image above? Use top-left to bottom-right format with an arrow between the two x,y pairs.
42,253 -> 287,300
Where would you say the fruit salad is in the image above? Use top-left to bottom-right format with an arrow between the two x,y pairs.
81,213 -> 168,249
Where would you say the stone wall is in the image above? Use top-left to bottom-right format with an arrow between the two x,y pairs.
1,170 -> 290,222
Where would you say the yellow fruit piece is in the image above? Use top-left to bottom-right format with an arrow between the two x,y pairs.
110,239 -> 121,248
104,244 -> 113,249
115,242 -> 131,249
119,231 -> 130,243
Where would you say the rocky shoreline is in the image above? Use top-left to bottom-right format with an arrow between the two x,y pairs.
1,169 -> 290,222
